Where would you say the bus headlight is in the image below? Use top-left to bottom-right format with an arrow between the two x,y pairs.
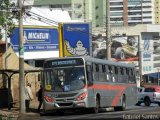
76,92 -> 88,101
44,95 -> 55,103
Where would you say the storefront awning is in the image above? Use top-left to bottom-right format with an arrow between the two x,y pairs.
144,72 -> 160,78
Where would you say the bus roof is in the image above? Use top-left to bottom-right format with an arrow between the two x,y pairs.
45,56 -> 135,68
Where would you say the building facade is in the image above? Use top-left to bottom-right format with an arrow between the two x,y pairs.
33,0 -> 160,28
153,0 -> 160,24
33,0 -> 105,28
110,0 -> 153,26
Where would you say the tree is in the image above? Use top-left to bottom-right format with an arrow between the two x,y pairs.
0,0 -> 18,40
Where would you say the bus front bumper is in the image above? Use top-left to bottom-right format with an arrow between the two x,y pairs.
44,101 -> 87,110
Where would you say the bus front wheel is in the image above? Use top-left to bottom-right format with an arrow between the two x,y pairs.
91,97 -> 100,114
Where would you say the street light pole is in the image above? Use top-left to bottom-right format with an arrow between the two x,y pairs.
158,68 -> 159,86
106,0 -> 111,60
18,0 -> 25,113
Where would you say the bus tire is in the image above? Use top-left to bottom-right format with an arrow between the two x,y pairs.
121,96 -> 126,111
114,96 -> 126,111
91,97 -> 100,114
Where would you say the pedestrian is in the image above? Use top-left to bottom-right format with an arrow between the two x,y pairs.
25,83 -> 33,112
37,85 -> 43,112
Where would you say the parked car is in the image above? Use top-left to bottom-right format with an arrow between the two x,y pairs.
136,86 -> 160,106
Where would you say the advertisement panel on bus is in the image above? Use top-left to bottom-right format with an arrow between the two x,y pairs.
60,23 -> 91,57
10,26 -> 59,52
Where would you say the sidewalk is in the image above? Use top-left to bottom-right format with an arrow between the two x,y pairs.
0,107 -> 40,120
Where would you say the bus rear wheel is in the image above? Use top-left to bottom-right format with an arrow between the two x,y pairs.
114,96 -> 126,111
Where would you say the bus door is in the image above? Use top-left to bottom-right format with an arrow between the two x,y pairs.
86,65 -> 95,107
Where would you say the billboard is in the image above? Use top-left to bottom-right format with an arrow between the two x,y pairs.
59,23 -> 91,57
141,33 -> 154,75
10,26 -> 59,52
92,35 -> 139,65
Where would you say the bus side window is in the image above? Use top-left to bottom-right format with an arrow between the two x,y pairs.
105,65 -> 110,81
123,68 -> 128,83
96,64 -> 99,72
100,64 -> 106,82
102,65 -> 106,72
114,66 -> 118,82
128,69 -> 136,83
87,65 -> 93,86
131,69 -> 136,83
115,66 -> 118,75
119,67 -> 125,83
121,67 -> 124,75
111,66 -> 116,82
99,64 -> 102,73
92,64 -> 96,81
93,64 -> 99,81
108,65 -> 112,73
108,65 -> 114,82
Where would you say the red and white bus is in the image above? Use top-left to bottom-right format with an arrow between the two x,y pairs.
41,56 -> 137,113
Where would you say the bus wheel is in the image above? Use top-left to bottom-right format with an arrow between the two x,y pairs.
121,96 -> 126,111
91,97 -> 100,113
114,96 -> 126,111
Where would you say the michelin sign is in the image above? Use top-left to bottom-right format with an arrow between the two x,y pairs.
10,26 -> 59,52
60,23 -> 91,57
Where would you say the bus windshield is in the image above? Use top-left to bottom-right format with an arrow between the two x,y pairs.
44,67 -> 86,92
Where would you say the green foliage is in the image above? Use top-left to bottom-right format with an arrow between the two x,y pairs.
0,0 -> 17,39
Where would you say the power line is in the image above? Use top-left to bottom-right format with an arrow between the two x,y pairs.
25,10 -> 58,25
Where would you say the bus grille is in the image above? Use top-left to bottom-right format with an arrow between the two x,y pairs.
58,102 -> 73,106
53,93 -> 77,98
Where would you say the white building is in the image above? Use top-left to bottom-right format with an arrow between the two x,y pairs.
110,0 -> 153,26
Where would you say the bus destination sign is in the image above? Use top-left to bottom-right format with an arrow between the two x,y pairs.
45,58 -> 84,68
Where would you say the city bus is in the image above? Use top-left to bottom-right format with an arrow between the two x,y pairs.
41,56 -> 137,114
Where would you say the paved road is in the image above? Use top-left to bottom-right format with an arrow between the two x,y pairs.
31,105 -> 160,120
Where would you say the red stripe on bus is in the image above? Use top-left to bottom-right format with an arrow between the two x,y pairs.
88,84 -> 129,106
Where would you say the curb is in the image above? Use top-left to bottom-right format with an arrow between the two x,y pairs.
0,114 -> 18,120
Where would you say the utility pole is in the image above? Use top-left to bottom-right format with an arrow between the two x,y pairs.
18,0 -> 25,113
5,23 -> 8,69
138,36 -> 143,87
106,0 -> 111,60
5,1 -> 9,70
158,68 -> 159,86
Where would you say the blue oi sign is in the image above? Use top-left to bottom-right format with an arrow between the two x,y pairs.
61,23 -> 91,57
10,27 -> 59,52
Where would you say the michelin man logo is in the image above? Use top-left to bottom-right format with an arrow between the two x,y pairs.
65,40 -> 88,56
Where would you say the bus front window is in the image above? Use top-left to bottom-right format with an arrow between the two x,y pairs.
44,67 -> 86,92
